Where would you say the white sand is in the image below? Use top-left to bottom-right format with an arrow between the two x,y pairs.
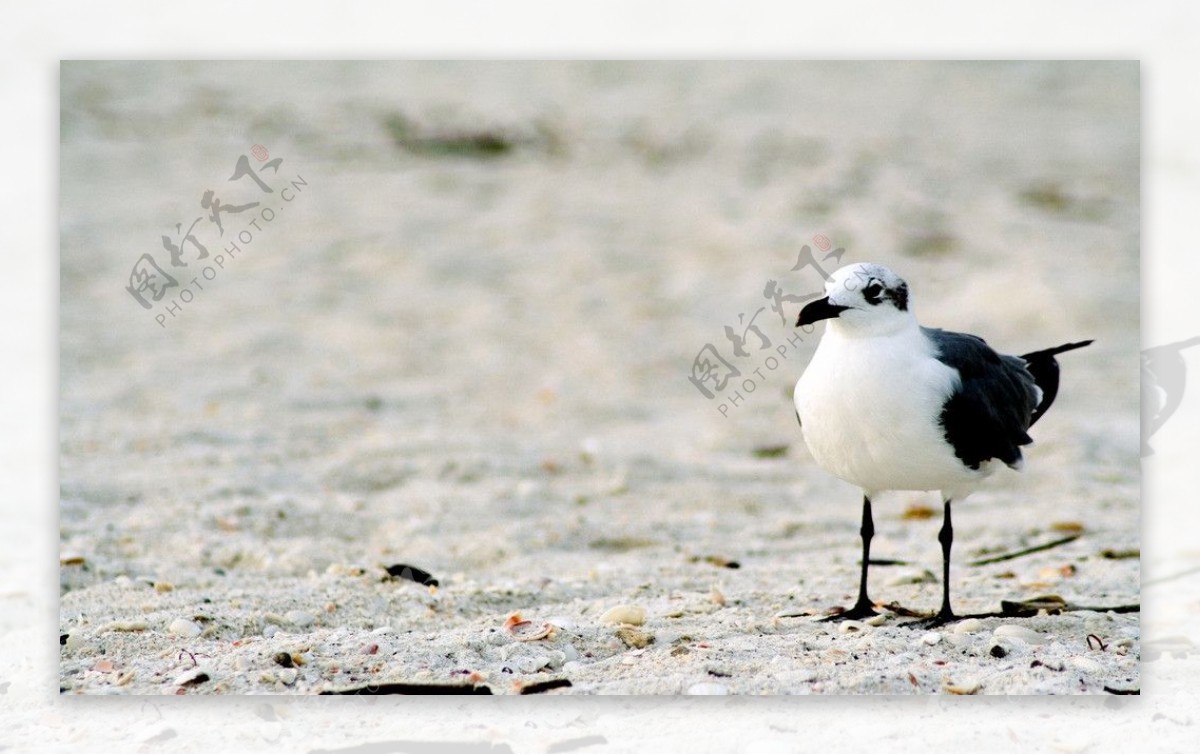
57,62 -> 1139,697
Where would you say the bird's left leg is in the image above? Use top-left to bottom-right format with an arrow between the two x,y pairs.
930,498 -> 958,625
821,494 -> 879,621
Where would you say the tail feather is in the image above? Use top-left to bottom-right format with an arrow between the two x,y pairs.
1020,339 -> 1093,426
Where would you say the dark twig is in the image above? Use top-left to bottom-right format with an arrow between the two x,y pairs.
518,678 -> 573,695
1086,634 -> 1107,651
1103,686 -> 1139,695
320,682 -> 492,695
894,600 -> 1139,624
969,535 -> 1079,566
383,563 -> 439,587
1060,604 -> 1140,614
177,649 -> 208,667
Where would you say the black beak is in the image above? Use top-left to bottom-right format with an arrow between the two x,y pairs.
796,297 -> 850,327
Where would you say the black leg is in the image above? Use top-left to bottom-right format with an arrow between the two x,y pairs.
822,495 -> 878,621
932,498 -> 957,625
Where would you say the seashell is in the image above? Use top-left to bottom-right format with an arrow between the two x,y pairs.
993,624 -> 1045,644
952,618 -> 983,634
599,605 -> 646,626
168,618 -> 202,638
515,623 -> 556,642
944,679 -> 981,694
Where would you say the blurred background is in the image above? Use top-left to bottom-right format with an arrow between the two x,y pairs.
60,62 -> 1138,628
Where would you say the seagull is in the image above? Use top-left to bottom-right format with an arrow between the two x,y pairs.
793,262 -> 1091,626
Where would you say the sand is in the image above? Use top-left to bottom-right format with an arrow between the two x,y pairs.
54,62 -> 1139,700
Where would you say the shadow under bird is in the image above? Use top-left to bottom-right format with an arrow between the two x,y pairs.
793,262 -> 1092,626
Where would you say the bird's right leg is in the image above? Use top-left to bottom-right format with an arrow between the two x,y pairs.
821,494 -> 878,621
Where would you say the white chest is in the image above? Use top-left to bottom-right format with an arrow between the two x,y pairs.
794,326 -> 982,495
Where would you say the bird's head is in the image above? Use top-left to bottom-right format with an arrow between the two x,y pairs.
796,263 -> 912,334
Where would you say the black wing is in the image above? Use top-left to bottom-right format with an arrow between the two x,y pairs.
922,328 -> 1041,471
1020,340 -> 1093,426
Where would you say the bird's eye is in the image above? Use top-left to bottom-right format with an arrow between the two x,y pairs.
863,282 -> 883,301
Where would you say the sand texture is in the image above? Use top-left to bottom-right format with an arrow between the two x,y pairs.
58,61 -> 1139,695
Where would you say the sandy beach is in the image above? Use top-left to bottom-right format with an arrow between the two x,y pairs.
57,61 -> 1139,697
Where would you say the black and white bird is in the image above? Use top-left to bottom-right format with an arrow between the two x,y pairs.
793,262 -> 1091,625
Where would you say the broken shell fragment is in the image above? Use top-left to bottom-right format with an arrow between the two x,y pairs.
516,623 -> 556,642
503,613 -> 530,632
502,612 -> 556,641
944,679 -> 981,695
616,627 -> 655,649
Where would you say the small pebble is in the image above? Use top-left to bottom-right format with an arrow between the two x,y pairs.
276,668 -> 298,686
518,655 -> 553,674
952,618 -> 983,634
865,614 -> 890,627
599,605 -> 646,626
993,624 -> 1045,644
838,621 -> 865,635
989,644 -> 1008,658
273,652 -> 293,668
168,618 -> 202,638
921,632 -> 941,646
153,582 -> 174,593
1069,655 -> 1104,674
173,668 -> 211,687
687,682 -> 728,695
285,610 -> 316,628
